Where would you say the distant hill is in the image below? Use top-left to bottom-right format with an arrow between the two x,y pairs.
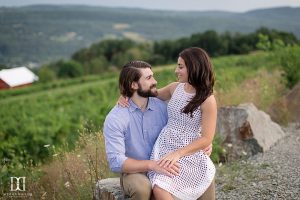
0,5 -> 299,66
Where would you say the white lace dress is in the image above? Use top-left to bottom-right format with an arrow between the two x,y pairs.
148,83 -> 215,200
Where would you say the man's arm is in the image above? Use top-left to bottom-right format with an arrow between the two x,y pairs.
122,158 -> 180,177
103,114 -> 179,176
103,114 -> 128,173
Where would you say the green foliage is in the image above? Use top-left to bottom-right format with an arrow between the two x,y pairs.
112,46 -> 152,67
272,39 -> 285,50
256,33 -> 272,51
255,27 -> 299,46
279,46 -> 300,88
190,30 -> 226,56
256,33 -> 286,51
72,39 -> 152,70
85,56 -> 109,74
37,66 -> 57,82
152,28 -> 298,65
211,134 -> 225,163
56,60 -> 84,78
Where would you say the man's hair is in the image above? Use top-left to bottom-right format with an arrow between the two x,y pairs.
119,61 -> 152,97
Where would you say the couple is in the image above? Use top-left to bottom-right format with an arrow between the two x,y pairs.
103,47 -> 217,200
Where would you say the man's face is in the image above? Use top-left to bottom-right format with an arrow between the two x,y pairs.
136,68 -> 158,97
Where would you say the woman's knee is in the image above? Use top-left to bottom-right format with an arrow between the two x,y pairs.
153,185 -> 161,199
153,185 -> 173,199
152,185 -> 160,194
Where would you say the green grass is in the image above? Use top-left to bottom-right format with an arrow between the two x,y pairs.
213,51 -> 281,92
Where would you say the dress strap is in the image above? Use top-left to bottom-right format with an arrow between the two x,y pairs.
172,83 -> 184,97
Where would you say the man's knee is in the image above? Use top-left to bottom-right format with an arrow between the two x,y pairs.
132,179 -> 151,197
121,173 -> 152,199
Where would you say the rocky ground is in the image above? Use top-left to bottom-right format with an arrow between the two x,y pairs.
216,123 -> 300,200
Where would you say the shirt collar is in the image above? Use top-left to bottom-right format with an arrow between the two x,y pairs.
129,97 -> 155,112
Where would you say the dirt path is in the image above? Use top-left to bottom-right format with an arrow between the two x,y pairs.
216,123 -> 300,200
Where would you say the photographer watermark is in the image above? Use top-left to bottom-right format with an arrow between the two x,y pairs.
2,176 -> 32,198
11,177 -> 26,191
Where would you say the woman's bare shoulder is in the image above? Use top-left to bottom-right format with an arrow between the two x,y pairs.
201,95 -> 217,110
169,82 -> 180,95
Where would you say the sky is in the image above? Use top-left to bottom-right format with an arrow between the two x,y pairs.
1,0 -> 300,12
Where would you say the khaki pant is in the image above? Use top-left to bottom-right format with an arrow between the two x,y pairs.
121,173 -> 152,200
120,173 -> 215,200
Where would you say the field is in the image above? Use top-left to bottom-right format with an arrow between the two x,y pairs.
0,49 -> 293,199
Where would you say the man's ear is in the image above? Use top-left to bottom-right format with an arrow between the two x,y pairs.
131,81 -> 138,90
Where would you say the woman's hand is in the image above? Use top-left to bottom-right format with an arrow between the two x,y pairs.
203,143 -> 213,156
150,161 -> 180,177
117,95 -> 129,107
158,150 -> 182,169
158,144 -> 212,169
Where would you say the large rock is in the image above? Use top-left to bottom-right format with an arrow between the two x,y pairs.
93,178 -> 125,200
216,103 -> 285,161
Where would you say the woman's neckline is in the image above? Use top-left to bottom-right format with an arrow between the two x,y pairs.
183,83 -> 196,95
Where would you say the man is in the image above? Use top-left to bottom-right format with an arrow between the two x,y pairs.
103,61 -> 213,200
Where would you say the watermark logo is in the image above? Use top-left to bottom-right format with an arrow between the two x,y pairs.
3,176 -> 32,198
10,177 -> 26,192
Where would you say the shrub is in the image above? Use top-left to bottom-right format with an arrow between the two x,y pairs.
279,46 -> 300,88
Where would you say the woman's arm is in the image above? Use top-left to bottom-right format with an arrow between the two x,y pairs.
159,95 -> 217,167
117,82 -> 179,106
157,82 -> 179,101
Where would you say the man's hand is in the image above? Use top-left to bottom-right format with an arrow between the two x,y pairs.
203,143 -> 213,156
150,160 -> 180,177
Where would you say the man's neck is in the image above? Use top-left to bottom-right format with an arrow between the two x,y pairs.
131,94 -> 149,112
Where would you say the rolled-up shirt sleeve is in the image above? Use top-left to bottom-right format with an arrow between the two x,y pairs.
103,115 -> 128,173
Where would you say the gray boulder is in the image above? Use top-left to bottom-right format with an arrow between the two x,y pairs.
216,103 -> 285,161
93,178 -> 124,200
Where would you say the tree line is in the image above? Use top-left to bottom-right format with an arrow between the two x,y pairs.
37,27 -> 299,82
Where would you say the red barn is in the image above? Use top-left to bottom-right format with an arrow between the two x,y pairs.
0,66 -> 39,90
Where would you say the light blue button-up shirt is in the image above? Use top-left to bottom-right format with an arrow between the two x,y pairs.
103,97 -> 168,173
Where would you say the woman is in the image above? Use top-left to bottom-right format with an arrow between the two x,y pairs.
149,47 -> 217,200
118,47 -> 216,199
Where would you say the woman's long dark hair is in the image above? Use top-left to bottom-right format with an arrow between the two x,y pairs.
179,47 -> 215,117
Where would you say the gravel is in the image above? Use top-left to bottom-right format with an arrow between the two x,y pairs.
216,123 -> 300,200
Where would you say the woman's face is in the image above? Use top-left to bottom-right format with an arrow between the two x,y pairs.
175,57 -> 188,83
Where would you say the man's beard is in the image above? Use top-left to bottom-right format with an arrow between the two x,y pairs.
137,83 -> 158,97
